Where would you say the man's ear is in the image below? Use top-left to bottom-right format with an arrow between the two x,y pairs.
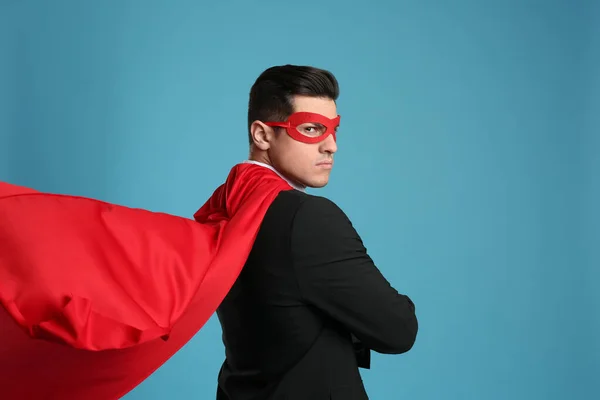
250,121 -> 272,150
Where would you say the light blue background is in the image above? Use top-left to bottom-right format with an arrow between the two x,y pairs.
1,1 -> 597,399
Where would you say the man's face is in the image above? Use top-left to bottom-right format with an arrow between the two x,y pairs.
263,95 -> 339,188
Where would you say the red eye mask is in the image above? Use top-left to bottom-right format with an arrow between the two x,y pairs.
264,112 -> 341,144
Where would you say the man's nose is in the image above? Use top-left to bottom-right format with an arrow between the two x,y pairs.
320,133 -> 337,154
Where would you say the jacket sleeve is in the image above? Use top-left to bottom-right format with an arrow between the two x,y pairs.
290,196 -> 418,355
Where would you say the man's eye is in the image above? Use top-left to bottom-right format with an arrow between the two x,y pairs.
299,125 -> 318,135
297,123 -> 325,136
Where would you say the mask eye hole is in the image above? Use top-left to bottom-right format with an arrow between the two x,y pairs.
296,123 -> 327,137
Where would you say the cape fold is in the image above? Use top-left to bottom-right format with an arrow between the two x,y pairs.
0,163 -> 292,399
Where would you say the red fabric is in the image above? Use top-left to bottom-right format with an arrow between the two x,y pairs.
0,163 -> 292,399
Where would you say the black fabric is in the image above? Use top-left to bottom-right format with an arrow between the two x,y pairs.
216,190 -> 418,400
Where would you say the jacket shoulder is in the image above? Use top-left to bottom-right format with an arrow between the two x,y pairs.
274,190 -> 341,210
268,190 -> 345,222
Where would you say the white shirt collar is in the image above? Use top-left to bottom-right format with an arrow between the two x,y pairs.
242,160 -> 306,192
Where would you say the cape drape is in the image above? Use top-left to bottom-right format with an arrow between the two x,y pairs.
0,163 -> 292,399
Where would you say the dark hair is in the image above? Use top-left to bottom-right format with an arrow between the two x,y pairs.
247,64 -> 340,144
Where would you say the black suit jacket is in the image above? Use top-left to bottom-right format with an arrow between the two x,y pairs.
216,189 -> 418,400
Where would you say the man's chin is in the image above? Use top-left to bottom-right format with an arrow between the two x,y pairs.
305,178 -> 330,189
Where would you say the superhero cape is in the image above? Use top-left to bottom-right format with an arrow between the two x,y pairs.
0,163 -> 293,399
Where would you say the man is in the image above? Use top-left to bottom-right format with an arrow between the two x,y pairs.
215,65 -> 418,399
0,65 -> 416,400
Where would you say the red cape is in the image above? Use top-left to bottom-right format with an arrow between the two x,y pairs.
0,163 -> 292,399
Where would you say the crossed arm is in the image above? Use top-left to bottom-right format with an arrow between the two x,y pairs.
290,196 -> 418,367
